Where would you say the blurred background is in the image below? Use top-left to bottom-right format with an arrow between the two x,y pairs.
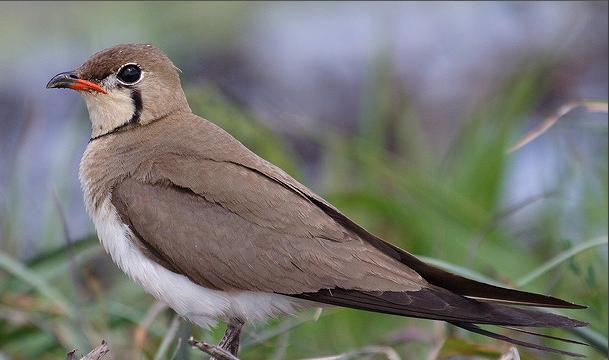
0,2 -> 607,359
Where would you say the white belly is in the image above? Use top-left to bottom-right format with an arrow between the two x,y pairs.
90,197 -> 309,328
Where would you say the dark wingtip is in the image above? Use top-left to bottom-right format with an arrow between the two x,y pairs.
547,312 -> 588,328
544,297 -> 588,310
547,297 -> 588,310
453,322 -> 587,358
501,326 -> 590,346
572,319 -> 590,328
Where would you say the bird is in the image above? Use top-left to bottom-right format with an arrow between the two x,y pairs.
47,43 -> 587,358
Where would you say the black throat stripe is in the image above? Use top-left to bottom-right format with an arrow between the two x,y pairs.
129,89 -> 143,124
89,89 -> 143,142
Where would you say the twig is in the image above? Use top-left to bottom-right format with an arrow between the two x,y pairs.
66,340 -> 110,360
508,100 -> 608,153
66,350 -> 77,360
188,337 -> 240,360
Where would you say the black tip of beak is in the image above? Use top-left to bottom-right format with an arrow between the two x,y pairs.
46,71 -> 79,89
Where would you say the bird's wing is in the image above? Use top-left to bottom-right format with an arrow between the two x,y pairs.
111,160 -> 426,294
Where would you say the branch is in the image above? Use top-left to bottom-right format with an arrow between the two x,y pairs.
66,340 -> 110,360
188,337 -> 240,360
508,100 -> 608,153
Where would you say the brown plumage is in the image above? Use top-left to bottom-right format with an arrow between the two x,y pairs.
48,43 -> 587,357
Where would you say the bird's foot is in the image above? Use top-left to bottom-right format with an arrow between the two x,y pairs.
216,321 -> 243,358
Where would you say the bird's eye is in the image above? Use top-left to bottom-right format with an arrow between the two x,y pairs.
117,64 -> 142,85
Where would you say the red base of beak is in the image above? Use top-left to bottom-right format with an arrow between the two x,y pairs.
69,79 -> 107,94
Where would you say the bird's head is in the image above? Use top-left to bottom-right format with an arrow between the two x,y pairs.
47,43 -> 190,140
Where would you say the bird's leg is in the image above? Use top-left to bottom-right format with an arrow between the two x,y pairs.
210,320 -> 243,359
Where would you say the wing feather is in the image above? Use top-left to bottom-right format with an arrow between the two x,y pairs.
111,173 -> 425,294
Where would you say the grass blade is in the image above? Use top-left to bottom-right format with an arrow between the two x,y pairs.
154,315 -> 181,360
569,326 -> 609,355
516,236 -> 608,287
0,251 -> 75,318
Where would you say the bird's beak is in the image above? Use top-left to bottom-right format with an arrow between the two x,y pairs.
46,71 -> 107,94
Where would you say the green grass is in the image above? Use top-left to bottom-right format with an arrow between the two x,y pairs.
0,30 -> 607,360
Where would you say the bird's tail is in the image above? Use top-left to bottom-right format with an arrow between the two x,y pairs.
295,285 -> 587,357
